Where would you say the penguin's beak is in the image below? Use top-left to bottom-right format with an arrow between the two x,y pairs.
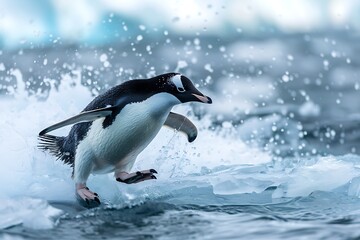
192,93 -> 212,104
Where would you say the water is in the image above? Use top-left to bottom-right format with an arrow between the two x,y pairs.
1,31 -> 360,239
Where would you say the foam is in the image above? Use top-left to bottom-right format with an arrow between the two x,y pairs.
0,198 -> 62,229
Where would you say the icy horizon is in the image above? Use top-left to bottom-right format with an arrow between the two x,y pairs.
0,0 -> 359,49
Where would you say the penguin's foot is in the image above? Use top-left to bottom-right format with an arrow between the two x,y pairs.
115,169 -> 158,184
76,183 -> 101,208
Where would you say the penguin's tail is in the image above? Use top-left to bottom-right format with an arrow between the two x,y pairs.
38,134 -> 65,158
38,134 -> 73,165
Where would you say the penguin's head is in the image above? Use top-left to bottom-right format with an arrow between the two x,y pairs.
159,73 -> 212,104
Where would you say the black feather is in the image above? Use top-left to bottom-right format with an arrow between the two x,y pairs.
38,134 -> 74,166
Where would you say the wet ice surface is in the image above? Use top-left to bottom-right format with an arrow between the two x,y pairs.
1,32 -> 360,239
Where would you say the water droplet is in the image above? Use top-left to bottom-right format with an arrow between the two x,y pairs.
282,75 -> 289,82
100,54 -> 107,62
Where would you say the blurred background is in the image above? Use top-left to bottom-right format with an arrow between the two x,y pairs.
1,0 -> 360,47
2,1 -> 360,239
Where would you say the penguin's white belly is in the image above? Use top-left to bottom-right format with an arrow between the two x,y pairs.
75,93 -> 178,174
88,106 -> 169,173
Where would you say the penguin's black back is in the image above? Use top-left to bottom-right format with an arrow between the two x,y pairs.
39,73 -> 178,166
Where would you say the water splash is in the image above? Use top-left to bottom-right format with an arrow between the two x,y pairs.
1,69 -> 360,230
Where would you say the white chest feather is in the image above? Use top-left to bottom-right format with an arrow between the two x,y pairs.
75,93 -> 180,173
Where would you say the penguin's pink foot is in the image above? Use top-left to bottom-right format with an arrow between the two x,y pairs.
76,183 -> 101,208
116,169 -> 158,184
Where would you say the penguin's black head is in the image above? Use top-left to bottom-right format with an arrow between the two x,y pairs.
155,73 -> 212,104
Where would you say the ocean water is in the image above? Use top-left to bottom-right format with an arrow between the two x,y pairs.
1,31 -> 360,240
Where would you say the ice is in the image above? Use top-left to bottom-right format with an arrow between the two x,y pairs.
276,155 -> 360,197
0,198 -> 62,230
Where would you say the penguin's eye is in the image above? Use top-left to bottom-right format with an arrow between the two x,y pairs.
177,87 -> 185,92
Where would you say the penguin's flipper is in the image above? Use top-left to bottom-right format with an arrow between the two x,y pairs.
163,112 -> 198,142
39,107 -> 115,135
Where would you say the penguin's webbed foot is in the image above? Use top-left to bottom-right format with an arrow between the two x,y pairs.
76,184 -> 101,208
116,169 -> 158,184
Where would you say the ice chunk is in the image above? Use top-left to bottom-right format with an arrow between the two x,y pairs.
284,156 -> 360,197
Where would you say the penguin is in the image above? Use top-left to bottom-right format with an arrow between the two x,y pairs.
38,73 -> 212,208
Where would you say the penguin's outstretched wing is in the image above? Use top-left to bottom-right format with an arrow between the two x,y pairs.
163,112 -> 198,142
39,107 -> 115,135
